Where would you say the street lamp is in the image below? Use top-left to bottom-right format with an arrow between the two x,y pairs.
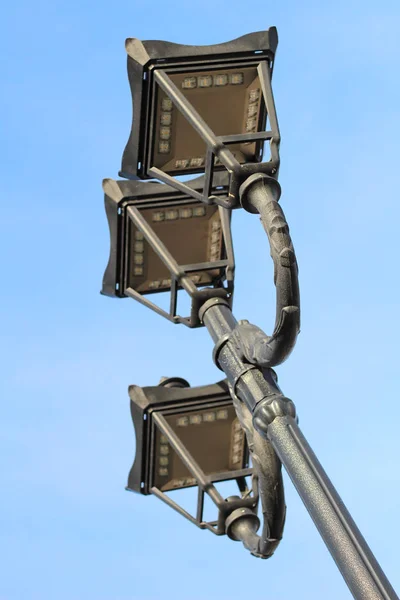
119,28 -> 280,206
102,27 -> 399,600
102,171 -> 287,558
101,172 -> 233,326
127,376 -> 285,558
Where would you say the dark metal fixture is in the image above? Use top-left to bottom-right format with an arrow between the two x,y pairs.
127,377 -> 285,558
101,172 -> 233,327
101,27 -> 399,600
120,28 -> 280,208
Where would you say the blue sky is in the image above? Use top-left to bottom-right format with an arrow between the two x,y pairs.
1,0 -> 400,598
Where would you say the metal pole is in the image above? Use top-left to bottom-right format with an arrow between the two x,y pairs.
268,415 -> 397,600
199,299 -> 398,600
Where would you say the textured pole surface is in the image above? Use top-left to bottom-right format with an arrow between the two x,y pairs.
268,416 -> 398,600
200,299 -> 399,600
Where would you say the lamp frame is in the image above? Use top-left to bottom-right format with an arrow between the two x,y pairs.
127,379 -> 258,535
120,28 -> 280,208
101,173 -> 234,327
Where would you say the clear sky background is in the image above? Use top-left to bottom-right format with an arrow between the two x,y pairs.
1,0 -> 399,598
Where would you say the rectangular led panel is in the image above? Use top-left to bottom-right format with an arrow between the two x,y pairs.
152,402 -> 246,491
152,66 -> 265,175
127,379 -> 250,495
120,28 -> 278,180
125,201 -> 224,294
101,173 -> 231,298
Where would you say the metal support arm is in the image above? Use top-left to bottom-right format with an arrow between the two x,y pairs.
239,173 -> 300,367
228,390 -> 286,559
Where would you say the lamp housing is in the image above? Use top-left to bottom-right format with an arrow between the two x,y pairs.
127,378 -> 260,536
120,28 -> 280,208
101,173 -> 234,327
128,378 -> 251,495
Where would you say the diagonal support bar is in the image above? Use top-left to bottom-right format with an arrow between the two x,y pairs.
153,412 -> 225,507
154,70 -> 241,172
126,205 -> 197,297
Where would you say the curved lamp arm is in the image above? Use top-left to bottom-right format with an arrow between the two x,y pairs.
238,173 -> 300,367
226,387 -> 286,559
